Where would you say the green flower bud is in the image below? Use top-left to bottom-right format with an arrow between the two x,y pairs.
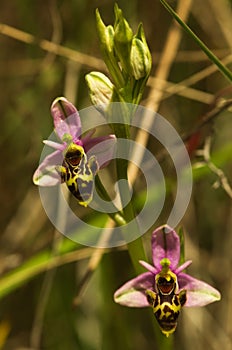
85,71 -> 114,109
113,4 -> 133,74
96,9 -> 115,55
130,24 -> 152,80
95,8 -> 125,87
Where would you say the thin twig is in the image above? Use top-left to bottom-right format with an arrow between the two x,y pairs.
196,136 -> 232,198
147,76 -> 214,104
0,23 -> 104,70
153,54 -> 232,103
182,98 -> 232,143
151,97 -> 232,164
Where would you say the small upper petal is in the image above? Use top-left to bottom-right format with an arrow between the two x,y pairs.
33,150 -> 63,186
139,260 -> 158,274
152,225 -> 180,271
51,97 -> 82,141
114,272 -> 154,307
175,260 -> 192,274
43,140 -> 66,151
178,272 -> 221,307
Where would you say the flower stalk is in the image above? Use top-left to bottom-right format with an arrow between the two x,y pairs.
85,5 -> 152,272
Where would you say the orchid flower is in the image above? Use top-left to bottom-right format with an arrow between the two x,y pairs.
33,97 -> 116,206
114,225 -> 221,337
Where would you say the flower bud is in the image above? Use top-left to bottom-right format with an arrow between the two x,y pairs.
95,8 -> 125,87
130,24 -> 152,80
85,71 -> 114,110
113,4 -> 133,74
96,9 -> 115,55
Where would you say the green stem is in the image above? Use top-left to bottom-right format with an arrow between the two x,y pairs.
95,174 -> 126,226
160,0 -> 232,83
106,57 -> 126,90
115,147 -> 147,273
96,157 -> 146,273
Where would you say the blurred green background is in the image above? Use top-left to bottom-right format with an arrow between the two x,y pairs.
0,0 -> 232,349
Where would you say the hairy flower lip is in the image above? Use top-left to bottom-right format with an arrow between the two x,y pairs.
33,97 -> 116,186
114,224 -> 221,308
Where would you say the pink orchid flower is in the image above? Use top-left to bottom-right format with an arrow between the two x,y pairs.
33,97 -> 116,206
114,225 -> 221,336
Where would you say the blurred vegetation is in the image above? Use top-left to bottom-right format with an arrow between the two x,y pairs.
0,0 -> 232,349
